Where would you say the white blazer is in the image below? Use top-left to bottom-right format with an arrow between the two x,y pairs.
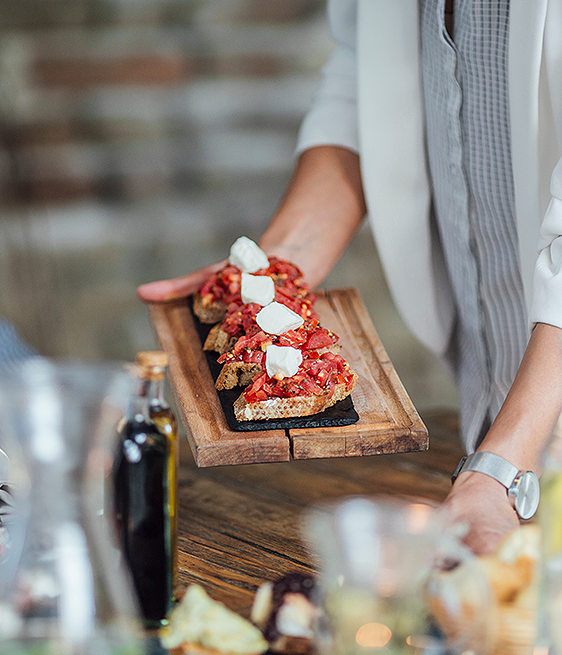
297,0 -> 562,356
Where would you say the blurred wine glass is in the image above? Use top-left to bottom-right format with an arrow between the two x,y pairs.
303,496 -> 491,655
0,357 -> 144,655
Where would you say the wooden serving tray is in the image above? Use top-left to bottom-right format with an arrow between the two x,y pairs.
149,288 -> 428,468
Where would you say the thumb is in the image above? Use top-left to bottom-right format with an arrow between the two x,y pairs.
136,261 -> 227,303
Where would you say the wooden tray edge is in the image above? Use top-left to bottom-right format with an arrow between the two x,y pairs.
149,302 -> 291,467
288,288 -> 428,459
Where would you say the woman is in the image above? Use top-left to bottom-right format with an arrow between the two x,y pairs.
138,0 -> 562,554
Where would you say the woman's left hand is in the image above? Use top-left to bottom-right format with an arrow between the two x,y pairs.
438,471 -> 520,555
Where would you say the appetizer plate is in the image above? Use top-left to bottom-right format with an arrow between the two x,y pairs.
149,288 -> 428,467
195,311 -> 360,433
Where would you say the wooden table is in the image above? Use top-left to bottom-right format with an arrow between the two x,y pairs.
175,409 -> 463,619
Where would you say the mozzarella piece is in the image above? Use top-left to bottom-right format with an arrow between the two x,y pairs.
229,236 -> 269,273
241,272 -> 275,306
265,345 -> 303,379
256,302 -> 304,335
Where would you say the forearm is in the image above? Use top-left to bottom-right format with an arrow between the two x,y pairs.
477,321 -> 562,473
259,145 -> 367,289
441,322 -> 562,554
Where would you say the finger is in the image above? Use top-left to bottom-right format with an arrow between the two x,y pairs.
136,261 -> 227,303
136,277 -> 198,302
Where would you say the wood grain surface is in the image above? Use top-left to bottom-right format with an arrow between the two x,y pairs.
291,288 -> 428,459
149,288 -> 428,467
175,409 -> 463,619
149,299 -> 289,468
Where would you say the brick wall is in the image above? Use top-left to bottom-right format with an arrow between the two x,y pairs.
0,0 -> 457,412
0,0 -> 328,206
0,0 -> 331,359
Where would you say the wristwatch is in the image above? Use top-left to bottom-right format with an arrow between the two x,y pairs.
451,451 -> 540,520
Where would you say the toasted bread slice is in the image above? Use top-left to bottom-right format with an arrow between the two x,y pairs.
193,292 -> 228,325
203,324 -> 237,354
233,392 -> 328,421
233,376 -> 357,422
215,361 -> 263,391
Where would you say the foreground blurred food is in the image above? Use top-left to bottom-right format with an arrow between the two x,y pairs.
160,585 -> 268,655
427,524 -> 539,655
251,573 -> 319,654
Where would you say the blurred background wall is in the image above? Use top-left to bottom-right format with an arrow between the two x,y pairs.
0,0 -> 458,414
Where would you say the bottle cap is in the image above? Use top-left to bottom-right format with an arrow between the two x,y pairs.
136,351 -> 168,367
136,351 -> 169,379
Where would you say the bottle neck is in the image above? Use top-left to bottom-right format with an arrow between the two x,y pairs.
147,377 -> 168,411
128,377 -> 152,423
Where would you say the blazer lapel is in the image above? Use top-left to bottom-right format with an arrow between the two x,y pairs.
356,0 -> 454,354
509,0 -> 548,308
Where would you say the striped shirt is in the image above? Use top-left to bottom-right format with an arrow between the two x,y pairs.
420,0 -> 528,452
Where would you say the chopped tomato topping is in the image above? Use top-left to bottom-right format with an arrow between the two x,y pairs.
304,327 -> 336,350
277,329 -> 308,348
242,349 -> 265,364
242,349 -> 354,402
221,321 -> 338,364
199,265 -> 242,305
299,377 -> 326,396
245,372 -> 267,396
197,257 -> 317,313
253,389 -> 269,402
222,302 -> 261,337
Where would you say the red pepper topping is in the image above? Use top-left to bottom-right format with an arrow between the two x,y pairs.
220,321 -> 338,365
198,257 -> 318,321
243,351 -> 354,403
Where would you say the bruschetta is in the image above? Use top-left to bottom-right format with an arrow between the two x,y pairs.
232,351 -> 358,421
214,321 -> 341,391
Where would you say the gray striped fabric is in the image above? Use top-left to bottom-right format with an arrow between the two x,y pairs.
420,0 -> 528,452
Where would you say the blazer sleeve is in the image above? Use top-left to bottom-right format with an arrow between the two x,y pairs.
295,0 -> 360,156
530,155 -> 562,329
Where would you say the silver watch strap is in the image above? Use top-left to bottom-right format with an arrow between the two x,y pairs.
460,452 -> 519,489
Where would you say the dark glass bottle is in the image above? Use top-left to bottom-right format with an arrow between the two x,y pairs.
113,357 -> 174,627
136,350 -> 179,599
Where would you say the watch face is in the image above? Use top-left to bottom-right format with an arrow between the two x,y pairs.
511,472 -> 540,520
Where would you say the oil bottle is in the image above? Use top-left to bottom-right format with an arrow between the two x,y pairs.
113,353 -> 177,627
136,350 -> 179,598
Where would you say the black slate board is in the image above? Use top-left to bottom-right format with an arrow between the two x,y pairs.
193,306 -> 359,432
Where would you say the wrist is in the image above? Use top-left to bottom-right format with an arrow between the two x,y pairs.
452,452 -> 540,520
452,469 -> 514,502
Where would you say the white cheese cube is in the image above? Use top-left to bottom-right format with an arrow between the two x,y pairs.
241,272 -> 275,306
229,236 -> 269,273
265,345 -> 303,378
256,302 -> 304,335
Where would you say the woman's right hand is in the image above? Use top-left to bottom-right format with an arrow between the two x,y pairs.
136,260 -> 227,303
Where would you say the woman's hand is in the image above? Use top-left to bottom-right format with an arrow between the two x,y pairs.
438,472 -> 520,555
136,260 -> 227,303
